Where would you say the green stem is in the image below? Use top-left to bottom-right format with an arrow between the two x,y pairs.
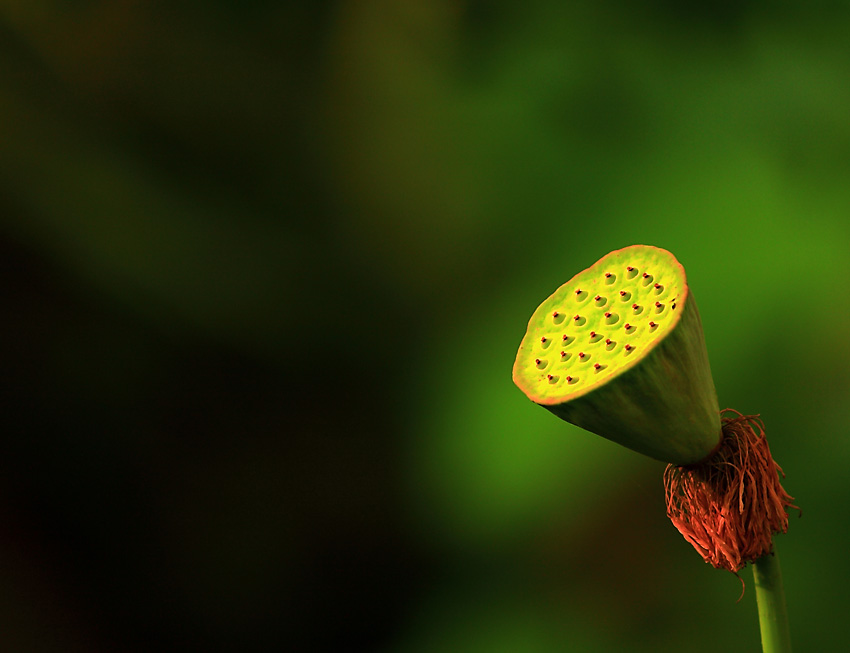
752,549 -> 792,653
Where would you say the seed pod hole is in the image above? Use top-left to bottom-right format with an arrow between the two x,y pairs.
626,266 -> 638,279
594,295 -> 607,307
604,312 -> 619,325
654,283 -> 664,294
566,375 -> 578,385
573,315 -> 587,326
604,273 -> 616,285
624,344 -> 635,355
540,337 -> 552,349
574,289 -> 589,302
654,302 -> 665,314
631,303 -> 643,315
547,374 -> 559,384
624,323 -> 636,334
605,338 -> 616,351
589,331 -> 603,343
552,311 -> 566,325
559,351 -> 571,361
641,273 -> 653,286
535,358 -> 547,369
593,363 -> 607,373
648,321 -> 658,331
578,352 -> 591,362
561,334 -> 572,344
619,290 -> 632,302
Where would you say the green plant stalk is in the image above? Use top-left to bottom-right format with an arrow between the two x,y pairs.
753,549 -> 792,653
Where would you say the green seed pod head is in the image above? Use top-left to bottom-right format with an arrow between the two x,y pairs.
512,245 -> 721,465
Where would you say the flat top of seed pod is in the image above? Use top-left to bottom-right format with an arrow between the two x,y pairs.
513,245 -> 688,406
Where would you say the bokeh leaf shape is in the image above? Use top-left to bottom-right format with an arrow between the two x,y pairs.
513,245 -> 721,465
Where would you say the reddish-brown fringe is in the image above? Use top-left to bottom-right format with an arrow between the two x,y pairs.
664,409 -> 798,574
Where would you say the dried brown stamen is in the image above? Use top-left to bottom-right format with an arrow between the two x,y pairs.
663,410 -> 798,576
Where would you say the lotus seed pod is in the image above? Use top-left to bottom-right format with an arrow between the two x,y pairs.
512,245 -> 721,465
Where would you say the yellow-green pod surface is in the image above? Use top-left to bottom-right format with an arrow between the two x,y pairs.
512,245 -> 721,465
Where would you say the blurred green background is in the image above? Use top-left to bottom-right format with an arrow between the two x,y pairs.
2,1 -> 848,651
